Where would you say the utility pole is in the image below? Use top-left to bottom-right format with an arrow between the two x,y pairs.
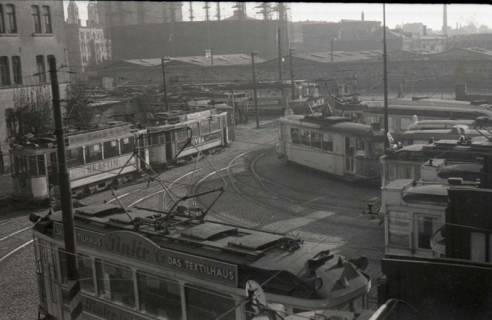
382,3 -> 389,149
289,48 -> 295,100
188,1 -> 194,21
161,57 -> 169,112
48,56 -> 81,320
216,2 -> 221,21
251,52 -> 260,129
277,26 -> 286,113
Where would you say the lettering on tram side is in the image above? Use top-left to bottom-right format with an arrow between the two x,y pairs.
104,231 -> 238,287
86,158 -> 123,174
53,225 -> 238,287
82,296 -> 148,320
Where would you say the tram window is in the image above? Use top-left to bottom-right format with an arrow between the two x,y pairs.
322,133 -> 333,151
150,132 -> 165,146
301,130 -> 310,146
372,142 -> 384,156
28,156 -> 37,175
18,156 -> 27,174
86,144 -> 102,162
67,147 -> 84,167
210,117 -> 220,131
417,216 -> 434,249
103,140 -> 119,158
200,119 -> 210,134
175,128 -> 188,143
185,285 -> 235,320
96,260 -> 135,307
48,152 -> 57,173
37,155 -> 46,175
189,122 -> 199,137
77,254 -> 95,293
356,138 -> 365,151
311,132 -> 322,149
120,136 -> 135,154
291,128 -> 300,144
137,272 -> 181,319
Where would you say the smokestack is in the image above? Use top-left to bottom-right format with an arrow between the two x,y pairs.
361,11 -> 364,21
442,4 -> 448,36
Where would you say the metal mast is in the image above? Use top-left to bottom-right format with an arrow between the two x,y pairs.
383,3 -> 389,149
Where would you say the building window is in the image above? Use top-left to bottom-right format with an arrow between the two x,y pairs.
0,5 -> 5,33
5,4 -> 16,33
11,56 -> 21,84
416,216 -> 434,249
36,55 -> 46,83
32,5 -> 41,33
137,272 -> 182,319
0,56 -> 11,85
42,6 -> 52,33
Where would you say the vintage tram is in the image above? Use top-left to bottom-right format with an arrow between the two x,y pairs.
10,121 -> 148,201
146,108 -> 231,168
10,107 -> 232,202
32,203 -> 371,320
277,115 -> 385,181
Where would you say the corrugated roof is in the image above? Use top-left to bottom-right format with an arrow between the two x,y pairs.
123,54 -> 264,68
293,50 -> 382,63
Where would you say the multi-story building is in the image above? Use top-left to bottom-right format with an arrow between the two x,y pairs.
0,0 -> 68,170
65,0 -> 110,77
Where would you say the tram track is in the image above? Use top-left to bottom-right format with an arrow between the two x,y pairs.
0,225 -> 33,264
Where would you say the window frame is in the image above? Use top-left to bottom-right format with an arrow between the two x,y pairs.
36,55 -> 46,83
42,5 -> 52,33
0,5 -> 5,34
0,56 -> 11,86
5,4 -> 16,33
32,5 -> 41,33
11,55 -> 21,85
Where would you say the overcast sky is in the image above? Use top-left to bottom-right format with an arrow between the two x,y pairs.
66,2 -> 492,31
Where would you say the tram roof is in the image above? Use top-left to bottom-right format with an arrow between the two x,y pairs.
36,203 -> 369,300
280,115 -> 384,137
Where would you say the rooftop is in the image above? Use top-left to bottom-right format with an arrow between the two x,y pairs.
123,54 -> 265,68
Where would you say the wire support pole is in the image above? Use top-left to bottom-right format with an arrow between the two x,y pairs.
251,52 -> 260,129
383,3 -> 389,149
48,56 -> 81,320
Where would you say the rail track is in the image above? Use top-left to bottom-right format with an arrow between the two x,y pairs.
0,221 -> 34,264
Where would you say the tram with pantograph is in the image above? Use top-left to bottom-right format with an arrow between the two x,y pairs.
31,200 -> 372,320
277,114 -> 385,182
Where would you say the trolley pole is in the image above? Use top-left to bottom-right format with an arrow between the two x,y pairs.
289,48 -> 295,100
161,57 -> 169,112
48,57 -> 82,320
251,52 -> 260,129
382,3 -> 389,149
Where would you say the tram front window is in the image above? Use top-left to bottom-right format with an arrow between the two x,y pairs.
137,272 -> 181,319
185,285 -> 235,320
95,260 -> 135,307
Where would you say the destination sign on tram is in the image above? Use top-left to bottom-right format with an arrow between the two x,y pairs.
53,224 -> 238,287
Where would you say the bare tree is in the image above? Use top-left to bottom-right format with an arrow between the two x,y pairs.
6,85 -> 53,143
64,82 -> 94,130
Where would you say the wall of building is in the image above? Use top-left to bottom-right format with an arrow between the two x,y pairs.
0,0 -> 68,161
109,20 -> 289,61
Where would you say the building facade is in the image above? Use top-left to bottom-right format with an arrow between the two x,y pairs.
65,1 -> 111,76
0,0 -> 68,169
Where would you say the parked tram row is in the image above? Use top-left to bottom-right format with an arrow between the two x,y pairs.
10,108 -> 233,202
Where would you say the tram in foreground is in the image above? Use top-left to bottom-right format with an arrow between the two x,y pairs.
32,202 -> 372,320
277,115 -> 385,181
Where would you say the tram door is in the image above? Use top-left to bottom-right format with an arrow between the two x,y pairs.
165,131 -> 174,162
345,137 -> 355,173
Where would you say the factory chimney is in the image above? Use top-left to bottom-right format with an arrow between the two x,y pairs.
361,11 -> 364,21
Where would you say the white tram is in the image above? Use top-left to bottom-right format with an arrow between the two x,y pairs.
32,203 -> 371,320
146,108 -> 231,168
277,115 -> 385,181
10,122 -> 148,201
